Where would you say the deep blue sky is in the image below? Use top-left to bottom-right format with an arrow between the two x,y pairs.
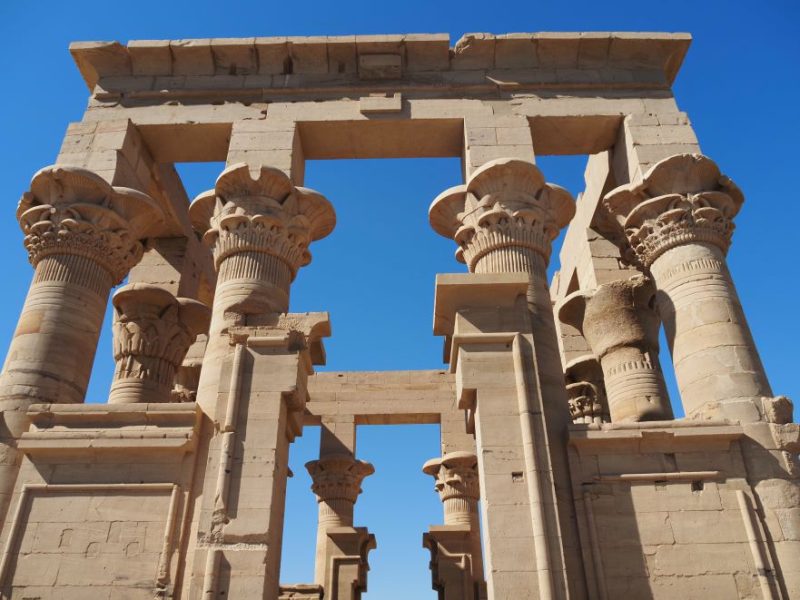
1,1 -> 798,598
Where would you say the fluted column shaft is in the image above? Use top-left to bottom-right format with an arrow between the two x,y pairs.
649,242 -> 769,416
604,154 -> 771,420
2,256 -> 111,419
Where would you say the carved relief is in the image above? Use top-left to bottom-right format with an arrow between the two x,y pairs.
17,166 -> 161,284
189,163 -> 336,280
111,284 -> 210,403
603,154 -> 742,267
306,455 -> 374,509
429,158 -> 575,271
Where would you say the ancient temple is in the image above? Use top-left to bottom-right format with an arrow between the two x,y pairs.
0,31 -> 796,599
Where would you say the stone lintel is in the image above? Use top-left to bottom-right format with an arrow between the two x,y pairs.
306,370 -> 456,425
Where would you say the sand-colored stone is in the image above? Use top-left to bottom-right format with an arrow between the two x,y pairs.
558,275 -> 672,422
0,31 -> 795,600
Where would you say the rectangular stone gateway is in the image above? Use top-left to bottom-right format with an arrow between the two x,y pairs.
0,31 -> 797,600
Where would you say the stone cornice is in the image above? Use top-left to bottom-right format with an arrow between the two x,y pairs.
70,33 -> 691,97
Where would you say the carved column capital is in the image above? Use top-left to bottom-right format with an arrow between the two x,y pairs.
423,451 -> 480,503
423,451 -> 480,528
17,165 -> 161,284
189,163 -> 336,279
559,276 -> 672,422
603,154 -> 742,267
565,356 -> 608,425
559,276 -> 660,358
110,284 -> 211,404
429,158 -> 575,271
306,455 -> 375,507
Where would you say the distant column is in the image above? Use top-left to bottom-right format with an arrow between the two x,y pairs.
603,154 -> 771,420
422,451 -> 483,600
558,276 -> 672,422
306,455 -> 375,599
109,284 -> 210,404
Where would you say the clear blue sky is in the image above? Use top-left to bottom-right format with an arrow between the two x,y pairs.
1,1 -> 798,597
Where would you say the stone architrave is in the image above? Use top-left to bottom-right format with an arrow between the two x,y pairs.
603,154 -> 771,421
564,356 -> 608,424
430,158 -> 586,598
109,283 -> 210,404
189,162 -> 335,415
0,166 -> 161,426
306,455 -> 375,599
422,451 -> 483,598
558,276 -> 673,422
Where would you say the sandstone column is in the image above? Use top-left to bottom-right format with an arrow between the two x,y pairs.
189,163 -> 335,600
109,283 -> 210,404
0,166 -> 160,424
422,452 -> 483,599
603,154 -> 771,421
306,455 -> 375,598
189,162 -> 335,416
558,276 -> 673,422
0,165 -> 160,533
430,158 -> 586,598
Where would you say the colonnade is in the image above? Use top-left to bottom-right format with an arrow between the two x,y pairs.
0,148 -> 776,599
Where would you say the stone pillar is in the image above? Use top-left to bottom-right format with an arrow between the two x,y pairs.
109,283 -> 210,404
603,154 -> 771,421
558,276 -> 673,422
0,166 -> 160,425
0,165 -> 160,533
564,356 -> 608,425
189,162 -> 335,415
430,158 -> 587,598
306,455 -> 375,597
188,163 -> 334,600
422,451 -> 484,599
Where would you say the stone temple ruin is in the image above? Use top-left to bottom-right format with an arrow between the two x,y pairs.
0,31 -> 797,600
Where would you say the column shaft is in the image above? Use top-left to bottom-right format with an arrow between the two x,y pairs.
604,154 -> 771,420
649,242 -> 771,415
430,158 -> 586,599
2,256 -> 110,419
